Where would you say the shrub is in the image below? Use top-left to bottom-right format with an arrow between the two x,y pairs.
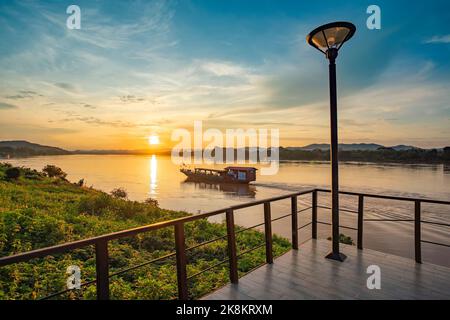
5,167 -> 20,180
144,198 -> 159,207
24,169 -> 43,180
327,233 -> 354,245
111,188 -> 127,199
78,194 -> 112,215
42,165 -> 67,179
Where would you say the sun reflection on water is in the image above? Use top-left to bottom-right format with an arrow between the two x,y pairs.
149,155 -> 158,195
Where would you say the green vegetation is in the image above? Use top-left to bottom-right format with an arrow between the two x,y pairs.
0,163 -> 290,300
279,147 -> 450,163
327,234 -> 354,246
110,187 -> 128,199
5,167 -> 20,180
42,165 -> 67,179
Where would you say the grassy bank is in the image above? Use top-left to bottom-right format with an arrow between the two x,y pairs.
0,163 -> 290,299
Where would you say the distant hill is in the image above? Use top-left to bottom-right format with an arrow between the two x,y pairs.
0,140 -> 70,157
0,140 -> 444,162
388,144 -> 418,151
288,143 -> 418,151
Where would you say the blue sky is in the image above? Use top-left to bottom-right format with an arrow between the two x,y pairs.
0,0 -> 449,149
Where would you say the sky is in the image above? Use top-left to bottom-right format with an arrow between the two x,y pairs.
0,0 -> 449,150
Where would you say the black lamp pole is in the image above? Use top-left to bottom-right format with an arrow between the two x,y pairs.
325,48 -> 345,261
306,22 -> 356,262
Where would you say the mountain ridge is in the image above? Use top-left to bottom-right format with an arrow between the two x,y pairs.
0,140 -> 70,156
0,140 -> 446,158
287,143 -> 421,151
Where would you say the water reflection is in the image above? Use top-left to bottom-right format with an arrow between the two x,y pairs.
149,155 -> 157,195
183,181 -> 257,198
444,164 -> 450,174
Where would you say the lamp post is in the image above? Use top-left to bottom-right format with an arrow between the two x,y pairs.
306,22 -> 356,262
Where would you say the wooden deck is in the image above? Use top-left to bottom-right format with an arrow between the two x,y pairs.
202,239 -> 450,300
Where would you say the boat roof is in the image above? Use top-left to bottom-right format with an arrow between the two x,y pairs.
225,166 -> 258,171
194,168 -> 223,172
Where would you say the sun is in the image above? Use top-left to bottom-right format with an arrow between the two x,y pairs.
148,135 -> 160,145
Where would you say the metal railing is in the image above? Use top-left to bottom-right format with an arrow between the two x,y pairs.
0,188 -> 449,300
314,189 -> 450,261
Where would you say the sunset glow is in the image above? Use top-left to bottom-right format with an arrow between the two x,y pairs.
148,135 -> 160,146
0,1 -> 449,150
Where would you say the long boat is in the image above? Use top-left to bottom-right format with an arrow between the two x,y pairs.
180,166 -> 257,184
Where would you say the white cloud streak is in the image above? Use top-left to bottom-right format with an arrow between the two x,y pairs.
424,35 -> 450,44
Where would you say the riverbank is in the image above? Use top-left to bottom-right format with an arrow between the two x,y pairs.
0,163 -> 291,299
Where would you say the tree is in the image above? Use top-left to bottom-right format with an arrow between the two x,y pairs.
144,198 -> 159,207
110,188 -> 128,199
5,167 -> 20,180
42,165 -> 67,179
443,147 -> 450,161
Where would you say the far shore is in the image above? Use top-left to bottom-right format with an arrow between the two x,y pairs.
2,152 -> 450,166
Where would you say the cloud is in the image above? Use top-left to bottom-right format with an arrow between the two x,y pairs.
35,0 -> 175,50
59,116 -> 135,128
424,35 -> 450,44
119,95 -> 146,103
0,122 -> 79,135
0,102 -> 18,109
202,61 -> 247,76
5,90 -> 43,100
53,82 -> 78,92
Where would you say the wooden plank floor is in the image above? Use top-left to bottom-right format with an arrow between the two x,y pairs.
202,239 -> 450,300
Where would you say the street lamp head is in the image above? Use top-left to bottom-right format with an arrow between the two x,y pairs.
306,21 -> 356,60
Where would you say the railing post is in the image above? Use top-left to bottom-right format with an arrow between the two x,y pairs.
264,202 -> 273,264
291,196 -> 298,250
415,201 -> 422,263
95,239 -> 110,300
312,190 -> 317,239
174,223 -> 188,299
226,209 -> 239,284
357,195 -> 364,250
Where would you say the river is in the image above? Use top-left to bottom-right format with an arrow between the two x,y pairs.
5,155 -> 450,266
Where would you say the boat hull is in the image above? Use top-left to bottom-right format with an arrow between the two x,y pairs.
180,169 -> 252,184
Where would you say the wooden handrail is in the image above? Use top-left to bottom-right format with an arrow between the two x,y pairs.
312,190 -> 318,239
95,240 -> 109,300
315,188 -> 450,205
291,196 -> 298,250
357,195 -> 364,250
264,202 -> 273,264
0,189 -> 317,267
174,223 -> 188,299
226,209 -> 238,284
414,201 -> 422,263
